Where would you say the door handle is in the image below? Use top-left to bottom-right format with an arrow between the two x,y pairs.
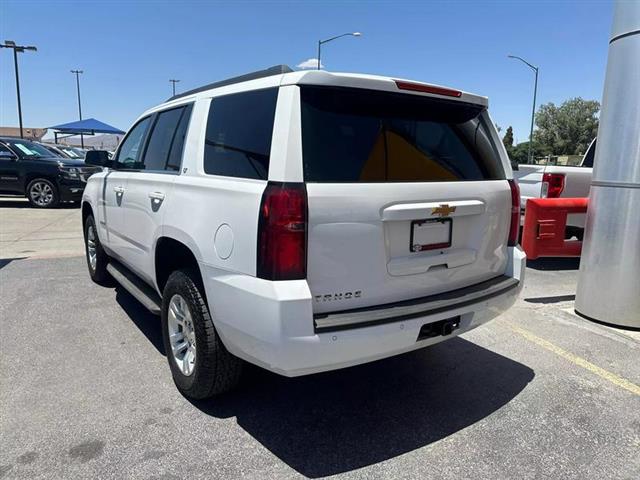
113,186 -> 125,194
148,192 -> 165,201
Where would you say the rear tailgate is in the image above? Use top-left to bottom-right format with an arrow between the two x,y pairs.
299,85 -> 512,315
307,182 -> 511,314
514,164 -> 545,204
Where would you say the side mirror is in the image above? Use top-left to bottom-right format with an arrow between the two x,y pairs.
85,150 -> 112,168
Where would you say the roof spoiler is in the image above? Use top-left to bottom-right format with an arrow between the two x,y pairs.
167,64 -> 294,101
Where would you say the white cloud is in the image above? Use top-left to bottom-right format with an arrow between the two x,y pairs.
297,58 -> 323,70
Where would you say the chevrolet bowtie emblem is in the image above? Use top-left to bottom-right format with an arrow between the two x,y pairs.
432,204 -> 456,217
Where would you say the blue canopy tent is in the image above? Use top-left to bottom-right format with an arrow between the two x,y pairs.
50,118 -> 125,148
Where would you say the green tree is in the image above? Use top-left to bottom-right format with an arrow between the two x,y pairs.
502,126 -> 514,151
511,141 -> 531,164
533,97 -> 599,155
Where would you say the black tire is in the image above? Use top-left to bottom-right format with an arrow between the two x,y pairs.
84,215 -> 111,285
26,178 -> 59,208
161,270 -> 242,399
565,227 -> 584,241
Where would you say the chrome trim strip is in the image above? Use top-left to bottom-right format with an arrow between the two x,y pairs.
314,276 -> 519,332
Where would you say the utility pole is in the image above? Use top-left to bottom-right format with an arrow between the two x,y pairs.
508,55 -> 539,164
0,41 -> 37,139
169,79 -> 180,96
71,70 -> 84,148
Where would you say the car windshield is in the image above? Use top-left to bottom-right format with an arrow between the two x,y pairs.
59,147 -> 83,158
40,144 -> 65,156
5,139 -> 56,159
71,147 -> 87,157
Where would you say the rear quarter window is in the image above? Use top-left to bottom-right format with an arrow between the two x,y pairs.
204,88 -> 278,180
300,86 -> 505,183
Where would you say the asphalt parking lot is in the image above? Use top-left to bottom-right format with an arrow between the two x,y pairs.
1,199 -> 639,479
0,197 -> 84,259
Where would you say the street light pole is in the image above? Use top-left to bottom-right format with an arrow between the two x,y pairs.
71,70 -> 84,148
169,79 -> 180,96
317,32 -> 362,70
508,55 -> 539,164
1,41 -> 37,139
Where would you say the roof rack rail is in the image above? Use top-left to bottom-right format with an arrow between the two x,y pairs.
167,64 -> 294,101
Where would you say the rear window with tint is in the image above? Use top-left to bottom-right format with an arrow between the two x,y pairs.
300,86 -> 505,182
204,88 -> 278,180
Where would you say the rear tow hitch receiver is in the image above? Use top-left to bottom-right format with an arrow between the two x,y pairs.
417,316 -> 461,341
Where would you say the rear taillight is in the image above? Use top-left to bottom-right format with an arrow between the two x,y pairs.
542,173 -> 565,198
257,182 -> 307,280
508,179 -> 521,247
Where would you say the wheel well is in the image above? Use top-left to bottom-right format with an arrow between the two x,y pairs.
155,237 -> 203,294
82,202 -> 93,227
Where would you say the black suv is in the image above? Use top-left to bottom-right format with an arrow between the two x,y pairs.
0,137 -> 101,208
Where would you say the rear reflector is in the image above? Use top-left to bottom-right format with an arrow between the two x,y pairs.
257,182 -> 307,280
395,80 -> 462,98
508,180 -> 521,246
542,173 -> 566,198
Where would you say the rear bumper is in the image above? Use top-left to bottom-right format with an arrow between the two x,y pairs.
314,275 -> 519,333
203,246 -> 526,377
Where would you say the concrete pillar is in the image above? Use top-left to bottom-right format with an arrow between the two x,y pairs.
575,0 -> 640,328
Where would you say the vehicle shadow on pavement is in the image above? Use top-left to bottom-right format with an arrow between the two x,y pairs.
115,286 -> 166,355
526,257 -> 580,271
192,338 -> 534,478
0,198 -> 80,209
0,199 -> 32,208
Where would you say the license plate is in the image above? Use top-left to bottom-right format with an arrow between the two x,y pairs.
410,218 -> 452,252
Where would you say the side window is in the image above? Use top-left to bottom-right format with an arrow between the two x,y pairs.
204,88 -> 278,180
166,104 -> 193,172
141,107 -> 185,171
116,116 -> 152,169
0,144 -> 15,158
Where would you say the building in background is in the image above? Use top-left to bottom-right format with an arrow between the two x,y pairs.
57,134 -> 122,150
0,127 -> 47,141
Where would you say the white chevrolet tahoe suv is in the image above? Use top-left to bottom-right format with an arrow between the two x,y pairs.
82,65 -> 526,399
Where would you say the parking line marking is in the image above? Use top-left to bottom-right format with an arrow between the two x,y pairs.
502,321 -> 640,397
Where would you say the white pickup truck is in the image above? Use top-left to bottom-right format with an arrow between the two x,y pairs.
514,138 -> 595,236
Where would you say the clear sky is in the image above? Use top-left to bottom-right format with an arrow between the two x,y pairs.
1,0 -> 613,143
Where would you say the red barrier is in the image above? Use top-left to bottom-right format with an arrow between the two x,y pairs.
522,198 -> 588,260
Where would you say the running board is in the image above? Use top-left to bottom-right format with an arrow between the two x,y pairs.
106,262 -> 162,315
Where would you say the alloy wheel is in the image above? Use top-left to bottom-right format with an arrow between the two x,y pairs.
86,225 -> 97,272
29,181 -> 54,207
167,294 -> 197,376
